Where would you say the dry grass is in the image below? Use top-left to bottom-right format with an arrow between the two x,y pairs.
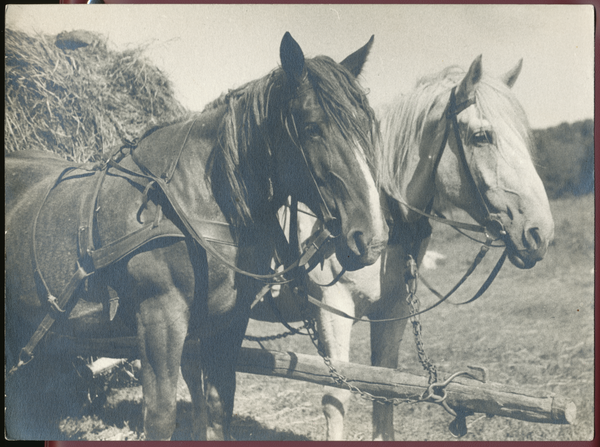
5,28 -> 187,162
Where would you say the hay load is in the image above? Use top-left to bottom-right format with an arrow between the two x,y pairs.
5,28 -> 188,162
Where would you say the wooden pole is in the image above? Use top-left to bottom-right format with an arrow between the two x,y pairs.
235,347 -> 576,425
49,337 -> 576,426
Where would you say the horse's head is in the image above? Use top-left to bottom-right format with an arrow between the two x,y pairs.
271,33 -> 388,270
381,56 -> 554,269
429,57 -> 554,269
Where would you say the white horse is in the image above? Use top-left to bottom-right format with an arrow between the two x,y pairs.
251,55 -> 555,440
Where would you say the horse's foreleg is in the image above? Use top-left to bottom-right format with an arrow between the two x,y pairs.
369,245 -> 410,441
317,285 -> 354,441
182,314 -> 249,441
369,316 -> 408,441
137,293 -> 189,441
181,344 -> 208,440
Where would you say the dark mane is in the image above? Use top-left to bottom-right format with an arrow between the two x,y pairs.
135,112 -> 196,143
207,55 -> 378,227
306,55 -> 378,168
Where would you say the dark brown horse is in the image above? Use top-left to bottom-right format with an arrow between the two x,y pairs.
5,33 -> 388,440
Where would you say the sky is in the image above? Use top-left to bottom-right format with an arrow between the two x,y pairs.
5,4 -> 595,129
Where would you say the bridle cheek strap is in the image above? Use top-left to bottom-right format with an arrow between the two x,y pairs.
284,110 -> 338,233
446,87 -> 504,237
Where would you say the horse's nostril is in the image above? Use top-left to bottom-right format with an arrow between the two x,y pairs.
347,230 -> 367,257
525,227 -> 542,251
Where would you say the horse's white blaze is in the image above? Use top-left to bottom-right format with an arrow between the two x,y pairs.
354,141 -> 385,240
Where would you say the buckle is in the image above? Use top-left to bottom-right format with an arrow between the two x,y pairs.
48,294 -> 66,313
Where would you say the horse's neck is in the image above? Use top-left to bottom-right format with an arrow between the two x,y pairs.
130,120 -> 195,179
387,200 -> 432,259
391,142 -> 437,222
129,111 -> 234,228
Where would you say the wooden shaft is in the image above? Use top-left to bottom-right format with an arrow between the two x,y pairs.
235,347 -> 576,425
46,338 -> 576,426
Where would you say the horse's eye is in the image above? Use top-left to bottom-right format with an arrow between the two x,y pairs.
471,130 -> 494,146
304,123 -> 322,139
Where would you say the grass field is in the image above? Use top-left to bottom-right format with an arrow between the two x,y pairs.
15,194 -> 595,441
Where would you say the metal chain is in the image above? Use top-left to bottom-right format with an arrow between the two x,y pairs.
302,255 -> 450,408
248,256 -> 460,412
245,328 -> 308,342
304,318 -> 422,406
405,255 -> 439,385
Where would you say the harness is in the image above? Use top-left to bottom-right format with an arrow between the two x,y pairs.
289,85 -> 508,324
403,86 -> 508,308
11,117 -> 336,375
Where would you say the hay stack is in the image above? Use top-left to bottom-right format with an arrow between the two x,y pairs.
5,28 -> 188,162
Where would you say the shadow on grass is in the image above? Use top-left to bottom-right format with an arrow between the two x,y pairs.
170,401 -> 310,440
230,415 -> 312,441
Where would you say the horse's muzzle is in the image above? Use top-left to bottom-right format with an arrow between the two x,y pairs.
505,227 -> 549,270
335,231 -> 386,271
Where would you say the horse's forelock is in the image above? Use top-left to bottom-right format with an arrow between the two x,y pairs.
304,56 -> 379,172
380,65 -> 534,199
474,77 -> 534,160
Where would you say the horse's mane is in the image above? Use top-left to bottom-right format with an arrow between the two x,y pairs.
379,65 -> 533,200
206,55 -> 378,227
134,112 -> 196,144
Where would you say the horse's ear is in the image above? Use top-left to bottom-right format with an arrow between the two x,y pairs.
501,59 -> 523,88
340,35 -> 374,77
455,54 -> 483,107
280,32 -> 306,85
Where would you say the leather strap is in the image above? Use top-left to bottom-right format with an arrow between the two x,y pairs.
305,242 -> 502,324
107,157 -> 328,281
420,249 -> 508,305
89,217 -> 235,270
10,262 -> 93,375
390,86 -> 506,240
